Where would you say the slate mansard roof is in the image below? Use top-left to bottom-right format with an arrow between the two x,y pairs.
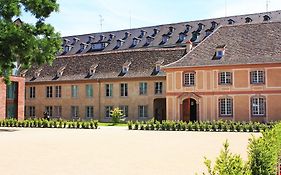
25,48 -> 186,82
165,22 -> 281,68
60,10 -> 281,56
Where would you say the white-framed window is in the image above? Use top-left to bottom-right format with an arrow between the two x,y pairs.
138,105 -> 148,118
55,86 -> 61,98
46,86 -> 52,98
155,82 -> 163,94
86,84 -> 93,98
184,72 -> 195,86
219,97 -> 233,116
85,106 -> 94,119
28,106 -> 36,118
71,106 -> 79,119
119,105 -> 128,118
216,50 -> 224,58
71,85 -> 78,98
139,82 -> 147,95
250,70 -> 265,84
105,106 -> 113,118
251,96 -> 266,116
219,72 -> 232,85
54,106 -> 62,118
105,84 -> 113,97
45,106 -> 53,117
29,87 -> 36,98
120,83 -> 128,97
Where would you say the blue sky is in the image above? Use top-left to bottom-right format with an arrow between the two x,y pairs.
20,0 -> 281,36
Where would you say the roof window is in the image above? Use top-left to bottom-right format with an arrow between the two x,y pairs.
72,37 -> 80,45
245,17 -> 252,23
122,61 -> 131,74
160,34 -> 169,45
196,23 -> 205,33
210,21 -> 218,31
114,39 -> 125,49
152,28 -> 159,37
91,42 -> 108,51
64,44 -> 72,53
34,68 -> 43,78
87,35 -> 95,43
167,26 -> 175,35
177,33 -> 186,43
214,45 -> 226,60
56,65 -> 66,77
130,37 -> 141,48
89,64 -> 98,75
144,36 -> 154,46
190,31 -> 199,42
155,59 -> 164,72
108,33 -> 115,41
80,42 -> 88,51
263,15 -> 271,21
63,38 -> 70,45
123,32 -> 131,40
184,24 -> 192,34
99,35 -> 105,41
227,19 -> 235,25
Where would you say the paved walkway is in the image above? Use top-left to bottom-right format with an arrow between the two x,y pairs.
0,127 -> 260,175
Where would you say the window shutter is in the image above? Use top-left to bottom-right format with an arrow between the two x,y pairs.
230,72 -> 233,85
262,71 -> 265,84
218,72 -> 221,85
250,71 -> 253,84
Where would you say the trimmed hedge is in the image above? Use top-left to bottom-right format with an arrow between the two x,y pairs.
128,119 -> 276,132
0,118 -> 99,129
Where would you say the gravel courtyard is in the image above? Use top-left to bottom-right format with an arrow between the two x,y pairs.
0,127 -> 260,175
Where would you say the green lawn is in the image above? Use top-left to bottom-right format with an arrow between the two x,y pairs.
99,122 -> 127,127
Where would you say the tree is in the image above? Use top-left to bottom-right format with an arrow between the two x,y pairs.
110,107 -> 125,124
0,0 -> 62,83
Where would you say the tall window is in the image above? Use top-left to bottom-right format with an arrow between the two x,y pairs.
28,106 -> 36,118
55,86 -> 61,98
184,72 -> 195,86
85,106 -> 94,118
105,106 -> 113,118
219,97 -> 233,116
54,106 -> 62,118
250,70 -> 265,84
219,72 -> 232,85
71,85 -> 78,98
155,82 -> 163,94
139,82 -> 147,95
29,87 -> 36,98
45,106 -> 53,117
6,82 -> 17,99
120,83 -> 128,97
86,84 -> 93,98
119,105 -> 128,118
105,84 -> 113,97
71,106 -> 79,118
46,86 -> 52,98
138,105 -> 148,118
251,96 -> 266,116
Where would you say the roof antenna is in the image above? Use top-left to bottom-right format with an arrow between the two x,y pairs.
99,15 -> 104,32
225,0 -> 227,17
266,0 -> 270,12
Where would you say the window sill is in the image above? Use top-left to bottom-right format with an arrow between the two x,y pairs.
250,83 -> 265,86
219,115 -> 233,118
251,115 -> 266,117
183,85 -> 195,87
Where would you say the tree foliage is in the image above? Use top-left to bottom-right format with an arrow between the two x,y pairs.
110,107 -> 125,124
0,0 -> 62,83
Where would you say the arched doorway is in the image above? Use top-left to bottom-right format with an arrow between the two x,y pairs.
154,98 -> 166,121
182,98 -> 197,122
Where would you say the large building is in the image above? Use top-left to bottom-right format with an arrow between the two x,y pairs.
24,10 -> 281,122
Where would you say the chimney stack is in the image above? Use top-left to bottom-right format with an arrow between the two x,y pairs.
186,40 -> 193,52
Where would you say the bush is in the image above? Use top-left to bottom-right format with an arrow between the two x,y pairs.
110,107 -> 125,125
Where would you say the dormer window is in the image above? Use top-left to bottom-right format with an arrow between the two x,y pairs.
184,24 -> 192,34
56,65 -> 66,78
139,30 -> 146,38
72,37 -> 80,45
20,69 -> 28,77
108,33 -> 115,41
34,68 -> 42,78
87,35 -> 95,43
214,45 -> 226,59
63,38 -> 70,45
210,21 -> 218,31
177,33 -> 186,43
205,29 -> 213,37
64,45 -> 72,53
80,43 -> 88,51
144,36 -> 154,46
152,28 -> 159,37
155,59 -> 164,72
245,17 -> 252,23
196,23 -> 205,32
263,15 -> 271,21
167,26 -> 175,35
131,37 -> 141,48
160,34 -> 169,45
227,19 -> 235,25
115,39 -> 124,49
89,64 -> 98,76
123,32 -> 131,40
99,35 -> 105,41
190,31 -> 199,42
122,61 -> 131,74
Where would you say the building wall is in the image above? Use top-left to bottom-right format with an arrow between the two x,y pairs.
25,77 -> 166,121
0,76 -> 25,120
166,64 -> 281,122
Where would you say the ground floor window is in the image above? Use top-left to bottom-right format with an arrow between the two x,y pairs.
251,96 -> 266,116
219,97 -> 233,117
138,105 -> 148,118
86,106 -> 94,119
54,106 -> 62,118
105,106 -> 113,118
71,106 -> 79,119
28,106 -> 36,118
45,106 -> 53,117
119,105 -> 128,118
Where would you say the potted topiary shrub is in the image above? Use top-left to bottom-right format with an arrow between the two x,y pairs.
110,107 -> 125,125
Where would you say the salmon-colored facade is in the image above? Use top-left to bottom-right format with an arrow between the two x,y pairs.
165,64 -> 281,122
